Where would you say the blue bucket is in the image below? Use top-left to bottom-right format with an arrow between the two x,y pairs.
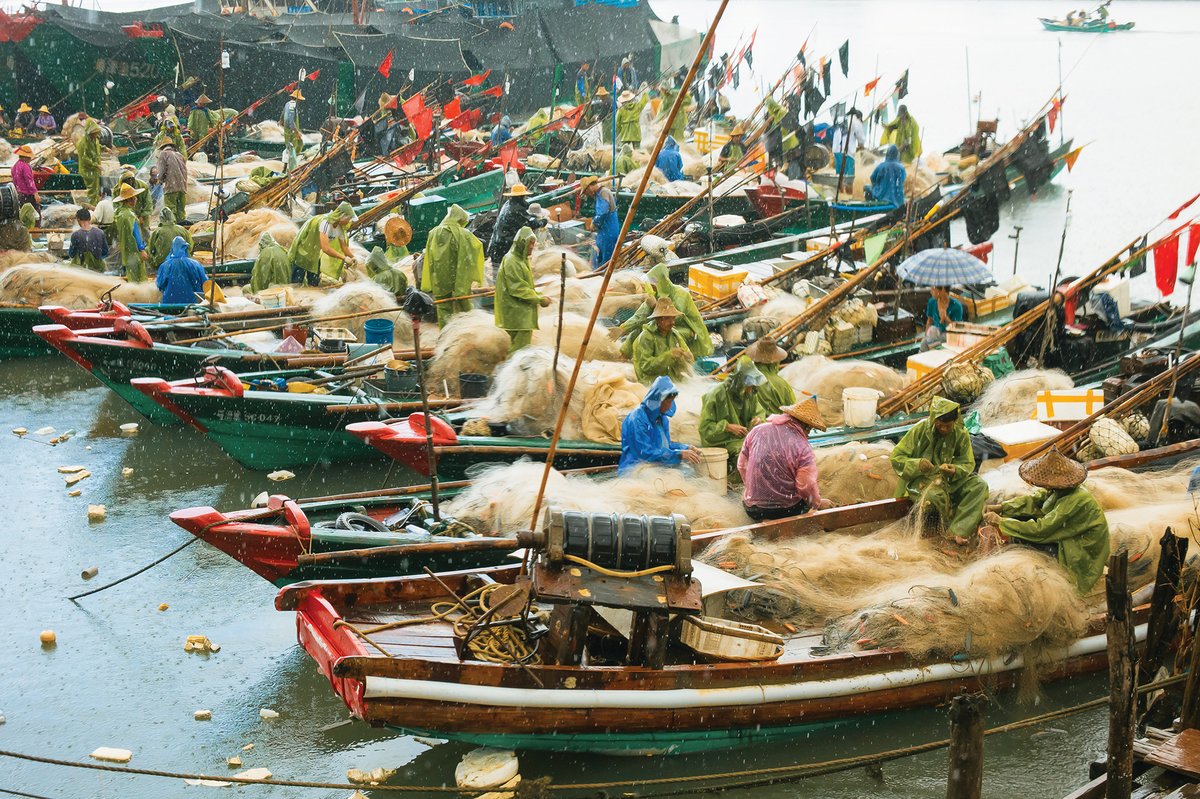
363,318 -> 395,346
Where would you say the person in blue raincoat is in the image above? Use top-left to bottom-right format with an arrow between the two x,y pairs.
656,136 -> 684,182
155,236 -> 208,304
490,115 -> 513,147
619,375 -> 701,475
867,144 -> 907,208
582,176 -> 619,269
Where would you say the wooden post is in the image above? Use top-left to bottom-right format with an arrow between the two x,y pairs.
945,694 -> 985,799
1141,529 -> 1187,681
1180,606 -> 1200,730
546,604 -> 590,666
1106,550 -> 1136,799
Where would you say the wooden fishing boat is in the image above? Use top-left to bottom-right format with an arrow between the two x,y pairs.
1040,17 -> 1134,32
0,298 -> 185,359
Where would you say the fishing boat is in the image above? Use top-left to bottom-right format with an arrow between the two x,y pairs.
0,298 -> 144,358
1040,17 -> 1134,32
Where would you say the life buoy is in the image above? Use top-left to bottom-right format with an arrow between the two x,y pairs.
114,317 -> 154,348
203,365 -> 245,398
408,412 -> 457,444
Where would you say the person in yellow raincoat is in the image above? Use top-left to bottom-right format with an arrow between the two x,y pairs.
249,231 -> 291,294
631,297 -> 694,384
76,115 -> 103,204
113,183 -> 149,282
621,262 -> 712,360
288,202 -> 357,286
493,226 -> 551,351
880,104 -> 922,163
421,204 -> 484,326
147,207 -> 193,269
615,89 -> 649,148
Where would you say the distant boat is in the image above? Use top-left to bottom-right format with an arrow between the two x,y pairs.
1039,16 -> 1134,32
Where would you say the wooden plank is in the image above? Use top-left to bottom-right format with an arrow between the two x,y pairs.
1145,729 -> 1200,780
1063,774 -> 1108,799
1107,551 -> 1136,799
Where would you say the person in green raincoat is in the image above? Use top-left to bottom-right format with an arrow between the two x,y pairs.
983,448 -> 1110,593
383,216 -> 412,262
744,338 -> 794,415
249,231 -> 290,294
76,116 -> 103,204
113,183 -> 149,282
880,104 -> 923,163
621,262 -> 713,360
147,207 -> 193,269
366,247 -> 408,296
493,226 -> 552,351
699,356 -> 766,457
632,297 -> 694,384
615,89 -> 649,148
187,95 -> 220,143
153,116 -> 186,155
119,166 -> 152,234
890,396 -> 988,541
613,144 -> 638,176
421,204 -> 484,326
657,84 -> 692,142
288,201 -> 357,286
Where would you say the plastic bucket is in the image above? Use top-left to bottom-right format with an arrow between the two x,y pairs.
459,372 -> 489,399
695,446 -> 730,492
281,325 -> 308,345
384,361 -> 419,394
363,318 -> 395,346
842,387 -> 882,428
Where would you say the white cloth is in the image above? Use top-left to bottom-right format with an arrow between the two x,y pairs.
831,118 -> 866,156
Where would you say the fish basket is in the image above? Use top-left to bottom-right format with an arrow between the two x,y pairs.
680,616 -> 784,662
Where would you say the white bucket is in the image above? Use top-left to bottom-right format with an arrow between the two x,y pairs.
842,387 -> 882,428
695,446 -> 730,492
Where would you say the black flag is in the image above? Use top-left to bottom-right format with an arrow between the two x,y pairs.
821,59 -> 831,95
896,68 -> 909,99
838,40 -> 849,77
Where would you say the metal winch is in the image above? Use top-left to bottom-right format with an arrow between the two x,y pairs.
519,508 -> 692,577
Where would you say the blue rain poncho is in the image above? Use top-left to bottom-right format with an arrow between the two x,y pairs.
869,145 -> 907,208
656,136 -> 684,182
155,236 -> 208,304
619,375 -> 690,475
592,187 -> 620,269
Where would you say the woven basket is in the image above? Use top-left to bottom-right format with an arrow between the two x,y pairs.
1089,418 -> 1139,458
680,616 -> 784,662
942,362 -> 994,404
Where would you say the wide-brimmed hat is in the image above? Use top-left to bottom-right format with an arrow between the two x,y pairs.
383,216 -> 413,247
618,90 -> 635,104
290,89 -> 305,101
1019,447 -> 1087,490
579,175 -> 600,192
782,395 -> 827,431
180,76 -> 198,89
195,94 -> 212,106
503,183 -> 530,198
17,102 -> 31,113
648,297 -> 682,320
730,123 -> 746,136
744,337 -> 787,364
14,145 -> 33,158
527,202 -> 550,219
38,105 -> 49,113
116,183 -> 145,202
595,86 -> 610,98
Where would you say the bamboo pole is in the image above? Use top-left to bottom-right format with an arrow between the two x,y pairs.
1105,550 -> 1135,799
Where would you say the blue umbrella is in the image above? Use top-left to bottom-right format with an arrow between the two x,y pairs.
896,248 -> 993,287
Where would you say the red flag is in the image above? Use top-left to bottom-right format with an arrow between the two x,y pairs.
392,139 -> 424,168
448,108 -> 482,132
480,85 -> 503,98
1048,106 -> 1059,133
864,76 -> 880,96
307,69 -> 321,81
378,49 -> 394,78
1188,223 -> 1200,267
560,103 -> 585,128
401,93 -> 425,123
282,81 -> 297,94
1155,234 -> 1181,296
461,69 -> 492,87
1169,192 -> 1200,220
496,139 -> 519,171
411,107 -> 435,141
442,96 -> 462,120
126,100 -> 152,121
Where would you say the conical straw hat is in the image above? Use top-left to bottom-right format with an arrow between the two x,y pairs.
1018,446 -> 1087,490
648,297 -> 682,320
744,337 -> 787,364
782,396 -> 826,431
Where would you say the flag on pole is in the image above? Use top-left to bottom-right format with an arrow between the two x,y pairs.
1169,192 -> 1200,220
442,96 -> 462,119
1155,230 -> 1183,296
392,140 -> 424,168
744,28 -> 757,70
448,108 -> 482,132
838,40 -> 850,77
481,85 -> 503,98
402,93 -> 425,123
1064,146 -> 1084,172
864,76 -> 880,96
461,69 -> 492,87
411,107 -> 434,140
895,69 -> 909,99
495,139 -> 519,171
378,50 -> 394,78
306,69 -> 321,81
1188,223 -> 1200,267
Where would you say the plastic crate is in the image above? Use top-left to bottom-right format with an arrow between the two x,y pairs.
680,616 -> 784,662
693,129 -> 731,155
946,321 -> 1000,349
689,264 -> 748,301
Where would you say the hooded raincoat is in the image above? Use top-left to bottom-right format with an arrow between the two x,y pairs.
493,227 -> 543,350
699,357 -> 766,456
890,397 -> 988,539
755,362 -> 796,416
998,486 -> 1110,593
249,231 -> 291,293
615,93 -> 649,146
657,89 -> 692,141
619,375 -> 690,475
655,137 -> 684,182
422,204 -> 485,325
631,321 -> 692,384
881,113 -> 922,162
591,186 -> 620,270
155,236 -> 207,304
366,247 -> 408,295
187,108 -> 220,141
487,196 -> 538,266
77,119 -> 103,204
621,263 -> 713,359
148,207 -> 193,269
114,201 -> 147,282
289,202 -> 355,282
614,144 -> 638,176
869,145 -> 907,208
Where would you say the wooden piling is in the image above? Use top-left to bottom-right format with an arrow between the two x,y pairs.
1106,550 -> 1136,799
1181,599 -> 1200,730
1141,529 -> 1187,681
945,694 -> 985,799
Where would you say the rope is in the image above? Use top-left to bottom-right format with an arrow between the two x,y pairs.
563,553 -> 675,579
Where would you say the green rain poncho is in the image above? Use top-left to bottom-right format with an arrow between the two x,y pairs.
19,202 -> 35,230
114,203 -> 146,282
493,227 -> 543,349
366,247 -> 408,296
121,174 -> 153,221
153,122 -> 186,155
658,87 -> 692,141
421,204 -> 484,326
613,144 -> 638,176
288,202 -> 355,280
755,362 -> 796,416
188,108 -> 220,141
632,322 -> 692,384
249,231 -> 290,293
147,207 -> 192,269
881,113 -> 923,162
621,263 -> 713,359
76,119 -> 103,203
699,357 -> 766,456
890,397 -> 988,539
998,486 -> 1110,593
615,94 -> 649,145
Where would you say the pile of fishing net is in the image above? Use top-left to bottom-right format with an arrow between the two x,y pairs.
780,355 -> 909,426
308,280 -> 412,343
530,246 -> 586,280
537,271 -> 649,318
815,442 -> 900,506
445,461 -> 750,536
190,209 -> 299,260
187,157 -> 286,181
40,203 -> 82,229
524,154 -> 560,170
985,457 -> 1200,513
623,165 -> 667,187
0,251 -> 56,272
0,138 -> 14,165
243,121 -> 321,147
654,180 -> 705,197
661,376 -> 715,446
0,263 -> 161,308
564,146 -> 613,172
974,369 -> 1074,425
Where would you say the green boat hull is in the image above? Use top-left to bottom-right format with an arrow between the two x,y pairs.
0,307 -> 54,358
1039,17 -> 1134,32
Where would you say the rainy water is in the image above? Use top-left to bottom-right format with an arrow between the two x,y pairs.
4,0 -> 1199,796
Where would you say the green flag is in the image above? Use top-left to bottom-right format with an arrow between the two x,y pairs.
865,231 -> 890,265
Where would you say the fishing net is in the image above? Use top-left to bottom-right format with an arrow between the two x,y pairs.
530,246 -> 586,280
0,251 -> 56,272
0,263 -> 161,308
665,376 -> 715,447
445,461 -> 750,537
1089,418 -> 1139,458
941,362 -> 994,404
41,204 -> 82,229
533,311 -> 626,362
427,310 -> 513,397
309,280 -> 410,342
655,180 -> 705,197
623,165 -> 667,187
190,208 -> 298,261
780,355 -> 908,426
984,457 -> 1200,512
0,139 -> 13,165
1121,412 -> 1151,441
815,442 -> 900,506
974,369 -> 1074,425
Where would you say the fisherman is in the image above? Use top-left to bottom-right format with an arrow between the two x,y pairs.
619,375 -> 702,475
621,263 -> 712,359
831,108 -> 866,177
575,63 -> 590,104
383,216 -> 413,262
155,236 -> 208,304
745,337 -> 795,416
890,396 -> 988,542
487,183 -> 546,267
880,104 -> 922,163
738,395 -> 833,520
288,201 -> 357,287
366,247 -> 408,296
421,204 -> 485,326
632,297 -> 694,384
922,285 -> 965,351
613,143 -> 638,176
655,136 -> 685,182
153,115 -> 186,155
657,82 -> 692,142
493,226 -> 551,352
187,94 -> 218,142
34,105 -> 56,134
716,124 -> 747,171
77,115 -> 103,204
982,447 -> 1110,593
867,144 -> 907,208
581,176 -> 619,270
113,182 -> 149,282
590,86 -> 613,143
281,88 -> 305,165
68,209 -> 109,271
118,165 -> 153,234
699,356 -> 766,457
617,56 -> 638,91
490,115 -> 514,147
147,207 -> 193,269
12,102 -> 33,132
248,231 -> 290,294
156,141 -> 188,224
10,145 -> 39,225
615,88 -> 649,149
92,189 -> 115,239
